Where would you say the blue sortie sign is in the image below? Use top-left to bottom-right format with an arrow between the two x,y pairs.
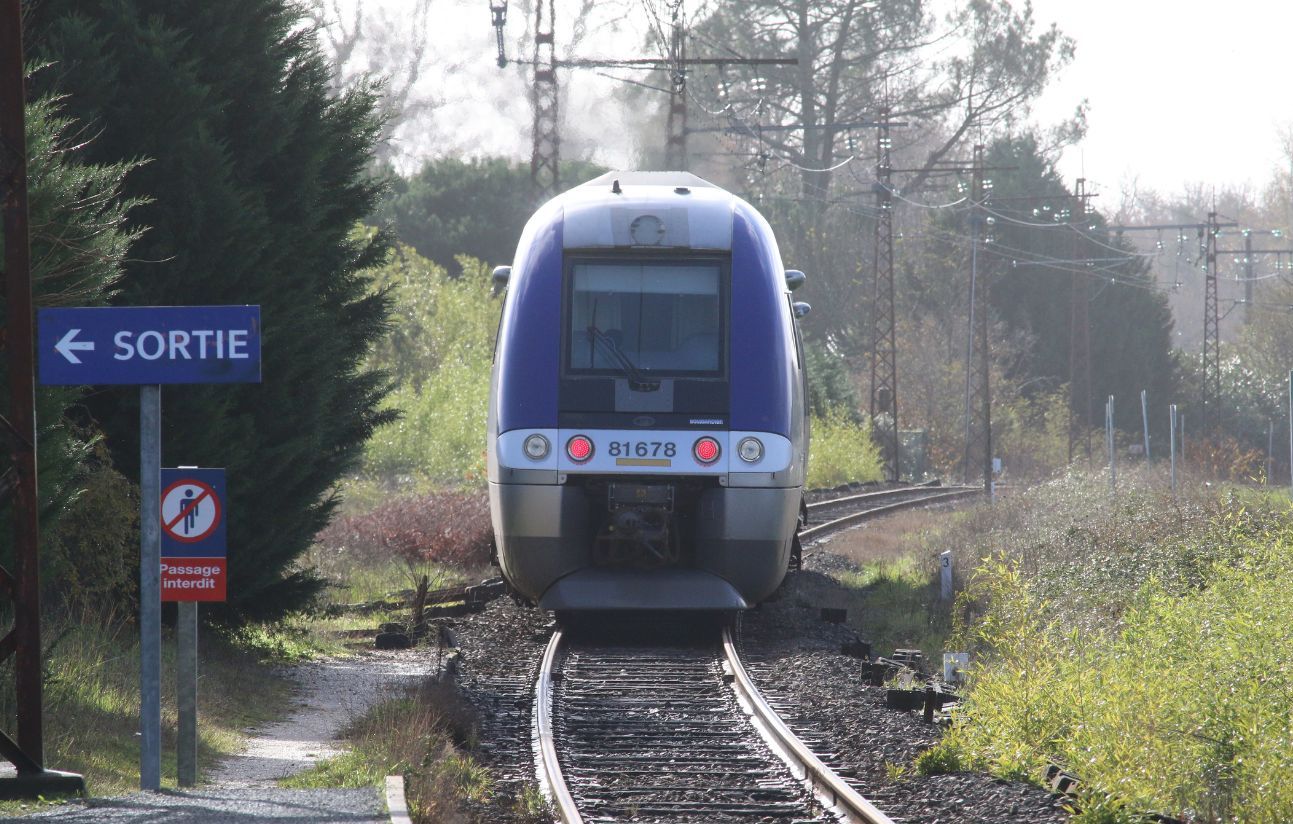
37,306 -> 261,385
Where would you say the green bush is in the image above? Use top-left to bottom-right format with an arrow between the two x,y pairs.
360,248 -> 499,486
44,444 -> 139,612
934,477 -> 1293,822
806,410 -> 884,488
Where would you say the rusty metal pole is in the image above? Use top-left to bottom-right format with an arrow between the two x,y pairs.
0,2 -> 84,797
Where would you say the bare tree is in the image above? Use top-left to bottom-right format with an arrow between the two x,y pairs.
307,0 -> 443,164
687,0 -> 1075,199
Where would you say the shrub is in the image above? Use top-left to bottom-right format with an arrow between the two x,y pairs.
914,742 -> 964,775
993,389 -> 1071,478
314,489 -> 492,585
44,446 -> 139,613
931,475 -> 1293,821
1184,431 -> 1266,483
807,410 -> 884,488
361,249 -> 498,486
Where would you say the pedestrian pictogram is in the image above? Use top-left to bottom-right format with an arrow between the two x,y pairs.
161,479 -> 222,544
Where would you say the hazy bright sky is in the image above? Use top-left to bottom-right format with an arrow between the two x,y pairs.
391,0 -> 1293,199
1022,0 -> 1292,198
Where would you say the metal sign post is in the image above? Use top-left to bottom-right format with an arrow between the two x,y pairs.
177,602 -> 198,787
139,387 -> 161,790
38,306 -> 259,790
161,466 -> 227,787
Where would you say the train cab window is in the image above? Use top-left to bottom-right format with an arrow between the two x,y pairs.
567,261 -> 724,376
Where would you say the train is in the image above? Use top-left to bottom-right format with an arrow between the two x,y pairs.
487,171 -> 810,610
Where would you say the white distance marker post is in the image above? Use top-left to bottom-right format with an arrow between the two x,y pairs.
1106,396 -> 1117,493
1140,389 -> 1150,461
1170,404 -> 1178,496
939,551 -> 953,601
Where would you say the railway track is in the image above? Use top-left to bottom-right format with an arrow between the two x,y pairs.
800,484 -> 981,543
525,484 -> 974,822
534,618 -> 895,823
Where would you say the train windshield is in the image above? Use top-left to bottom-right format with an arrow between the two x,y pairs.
568,261 -> 723,375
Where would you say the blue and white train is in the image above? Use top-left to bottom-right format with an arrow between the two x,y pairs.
488,171 -> 809,610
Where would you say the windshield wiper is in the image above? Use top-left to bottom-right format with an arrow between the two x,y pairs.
587,325 -> 659,391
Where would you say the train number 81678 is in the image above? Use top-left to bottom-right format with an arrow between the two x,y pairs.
607,440 -> 677,458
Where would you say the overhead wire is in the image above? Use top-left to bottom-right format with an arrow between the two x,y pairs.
640,9 -> 1269,305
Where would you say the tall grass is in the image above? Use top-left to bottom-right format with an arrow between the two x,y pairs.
284,678 -> 547,824
918,471 -> 1293,822
0,608 -> 296,802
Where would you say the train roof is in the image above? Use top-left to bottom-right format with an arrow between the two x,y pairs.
549,171 -> 754,251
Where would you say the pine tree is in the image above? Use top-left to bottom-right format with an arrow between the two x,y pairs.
30,0 -> 394,619
375,157 -> 604,270
980,137 -> 1178,438
0,92 -> 143,604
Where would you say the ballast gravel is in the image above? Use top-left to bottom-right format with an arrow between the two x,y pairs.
447,597 -> 555,822
737,548 -> 1071,824
445,559 -> 1069,823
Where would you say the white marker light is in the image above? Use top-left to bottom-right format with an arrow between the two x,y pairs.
737,437 -> 764,463
523,434 -> 550,460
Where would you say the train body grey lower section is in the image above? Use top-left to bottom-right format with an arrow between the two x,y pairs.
490,481 -> 799,610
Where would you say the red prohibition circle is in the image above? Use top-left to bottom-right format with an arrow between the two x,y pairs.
161,478 -> 223,543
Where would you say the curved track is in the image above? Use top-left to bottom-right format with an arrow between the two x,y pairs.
534,621 -> 895,824
801,484 -> 981,543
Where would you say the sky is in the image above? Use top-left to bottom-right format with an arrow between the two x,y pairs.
1012,0 -> 1292,198
377,0 -> 1293,200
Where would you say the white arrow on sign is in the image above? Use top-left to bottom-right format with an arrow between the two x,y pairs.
55,328 -> 95,364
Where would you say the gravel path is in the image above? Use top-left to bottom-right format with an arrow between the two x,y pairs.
24,787 -> 385,822
213,650 -> 431,784
20,648 -> 435,822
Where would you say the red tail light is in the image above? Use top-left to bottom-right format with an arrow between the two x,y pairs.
566,435 -> 594,463
693,436 -> 721,464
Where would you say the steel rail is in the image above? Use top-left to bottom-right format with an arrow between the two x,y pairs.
805,484 -> 976,515
801,488 -> 981,543
721,626 -> 895,824
534,628 -> 583,824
